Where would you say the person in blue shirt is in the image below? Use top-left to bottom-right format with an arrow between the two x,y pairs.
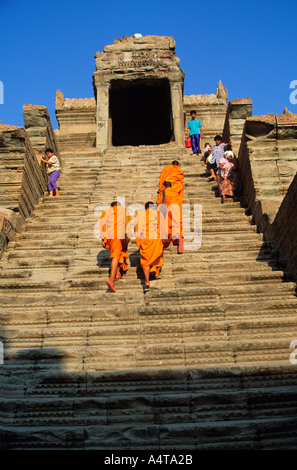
187,110 -> 203,156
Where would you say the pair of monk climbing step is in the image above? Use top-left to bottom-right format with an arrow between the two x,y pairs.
100,161 -> 184,293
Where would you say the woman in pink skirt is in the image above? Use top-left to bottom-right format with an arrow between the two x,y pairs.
216,150 -> 238,203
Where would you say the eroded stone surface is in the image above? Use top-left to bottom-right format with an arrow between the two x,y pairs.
93,35 -> 185,151
0,125 -> 47,256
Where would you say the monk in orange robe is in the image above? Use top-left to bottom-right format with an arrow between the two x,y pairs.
135,198 -> 170,292
100,201 -> 131,293
156,160 -> 184,253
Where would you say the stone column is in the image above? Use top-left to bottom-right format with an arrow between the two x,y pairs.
95,82 -> 110,152
170,80 -> 184,148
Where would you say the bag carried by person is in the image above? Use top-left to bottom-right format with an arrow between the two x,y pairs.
185,138 -> 191,148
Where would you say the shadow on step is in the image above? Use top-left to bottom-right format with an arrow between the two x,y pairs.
96,248 -> 146,283
1,354 -> 297,450
256,241 -> 296,284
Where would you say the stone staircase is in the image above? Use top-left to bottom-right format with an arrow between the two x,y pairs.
0,142 -> 297,450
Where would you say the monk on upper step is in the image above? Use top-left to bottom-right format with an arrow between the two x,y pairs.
156,160 -> 184,253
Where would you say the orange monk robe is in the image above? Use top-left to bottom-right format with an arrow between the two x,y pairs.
135,207 -> 169,274
157,165 -> 184,239
100,205 -> 131,272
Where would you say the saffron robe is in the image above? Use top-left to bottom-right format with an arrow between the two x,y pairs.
135,207 -> 169,273
100,205 -> 131,272
157,165 -> 184,239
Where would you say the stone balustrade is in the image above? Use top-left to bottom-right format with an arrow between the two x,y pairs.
23,104 -> 61,161
259,171 -> 297,281
0,125 -> 47,258
237,112 -> 297,280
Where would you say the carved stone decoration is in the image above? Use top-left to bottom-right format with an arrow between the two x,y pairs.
93,35 -> 185,152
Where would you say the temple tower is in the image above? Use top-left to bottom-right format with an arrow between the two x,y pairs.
92,35 -> 185,152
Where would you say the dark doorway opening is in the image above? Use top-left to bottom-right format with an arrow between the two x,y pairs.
109,78 -> 174,146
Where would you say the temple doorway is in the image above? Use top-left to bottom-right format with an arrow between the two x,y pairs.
109,78 -> 174,146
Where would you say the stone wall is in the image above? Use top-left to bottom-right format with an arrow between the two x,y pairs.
237,112 -> 297,279
0,125 -> 46,258
237,112 -> 297,228
263,172 -> 297,281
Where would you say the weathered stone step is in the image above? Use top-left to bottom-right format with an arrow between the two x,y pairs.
19,213 -> 248,230
1,413 -> 295,451
7,235 -> 261,254
1,362 -> 296,394
12,225 -> 262,245
5,233 -> 265,258
22,210 -> 254,228
0,270 -> 287,292
1,362 -> 297,449
1,393 -> 296,444
0,282 -> 295,312
3,316 -> 297,349
19,210 -> 252,225
3,337 -> 295,372
30,198 -> 245,211
0,269 -> 32,279
171,259 -> 281,272
145,283 -> 297,305
139,300 -> 297,320
2,297 -> 297,329
6,231 -> 259,253
60,259 -> 281,280
0,273 -> 282,294
0,289 -> 145,307
2,252 -> 276,275
0,261 -> 281,283
1,379 -> 297,424
2,246 -> 276,271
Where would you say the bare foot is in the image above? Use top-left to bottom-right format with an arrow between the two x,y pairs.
106,280 -> 116,293
178,238 -> 184,254
144,282 -> 150,292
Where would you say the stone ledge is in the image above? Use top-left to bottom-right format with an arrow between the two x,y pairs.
102,35 -> 176,53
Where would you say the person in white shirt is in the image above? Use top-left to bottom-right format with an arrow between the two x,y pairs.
40,148 -> 61,197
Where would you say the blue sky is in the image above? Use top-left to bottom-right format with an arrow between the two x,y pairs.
0,0 -> 296,129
